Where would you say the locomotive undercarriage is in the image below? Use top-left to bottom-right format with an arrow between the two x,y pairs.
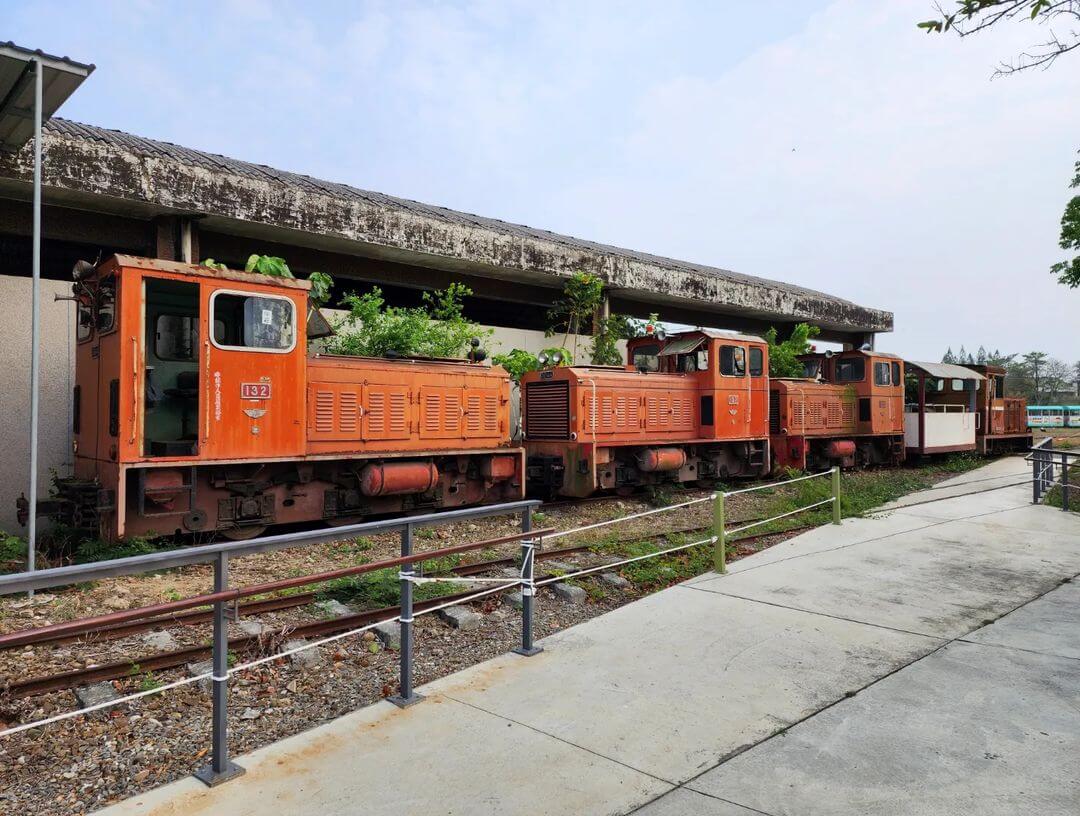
48,452 -> 522,542
774,434 -> 905,473
527,440 -> 770,500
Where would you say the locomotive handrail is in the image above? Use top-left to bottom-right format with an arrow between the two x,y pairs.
0,500 -> 540,596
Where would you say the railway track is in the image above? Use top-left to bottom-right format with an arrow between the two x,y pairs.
0,520 -> 814,699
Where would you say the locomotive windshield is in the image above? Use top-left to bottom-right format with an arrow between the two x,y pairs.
632,343 -> 660,372
802,359 -> 821,379
719,345 -> 745,376
835,357 -> 865,383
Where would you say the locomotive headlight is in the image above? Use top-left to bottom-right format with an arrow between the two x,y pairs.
538,352 -> 550,366
551,351 -> 563,365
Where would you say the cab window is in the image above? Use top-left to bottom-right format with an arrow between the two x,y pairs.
802,359 -> 821,379
891,361 -> 900,386
951,378 -> 965,391
77,298 -> 93,342
96,277 -> 116,333
749,347 -> 764,377
632,343 -> 660,372
835,357 -> 865,383
678,350 -> 708,373
155,315 -> 198,361
719,345 -> 745,376
874,361 -> 891,386
211,292 -> 296,352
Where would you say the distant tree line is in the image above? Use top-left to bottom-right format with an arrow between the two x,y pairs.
942,345 -> 1080,402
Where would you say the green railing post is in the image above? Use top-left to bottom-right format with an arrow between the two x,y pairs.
831,466 -> 841,525
713,491 -> 727,574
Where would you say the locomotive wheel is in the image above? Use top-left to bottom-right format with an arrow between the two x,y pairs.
221,524 -> 267,541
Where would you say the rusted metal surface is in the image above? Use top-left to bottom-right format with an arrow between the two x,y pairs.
0,592 -> 319,651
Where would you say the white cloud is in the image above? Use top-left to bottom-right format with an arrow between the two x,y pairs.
8,0 -> 1079,361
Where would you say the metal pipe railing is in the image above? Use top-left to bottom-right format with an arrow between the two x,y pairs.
0,500 -> 540,597
0,498 -> 539,785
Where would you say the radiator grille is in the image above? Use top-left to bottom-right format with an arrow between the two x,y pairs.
769,391 -> 780,434
525,380 -> 570,439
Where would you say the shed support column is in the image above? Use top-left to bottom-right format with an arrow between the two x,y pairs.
154,215 -> 200,263
26,58 -> 42,591
917,371 -> 926,455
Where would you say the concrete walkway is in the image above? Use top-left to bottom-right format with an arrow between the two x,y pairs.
98,457 -> 1080,816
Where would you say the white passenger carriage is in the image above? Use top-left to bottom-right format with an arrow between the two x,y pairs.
903,362 -> 982,456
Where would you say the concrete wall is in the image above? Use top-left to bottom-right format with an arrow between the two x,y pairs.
0,290 -> 622,532
0,275 -> 76,534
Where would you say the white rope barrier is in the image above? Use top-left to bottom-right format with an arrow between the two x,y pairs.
726,498 -> 835,536
545,495 -> 714,541
533,535 -> 716,587
722,469 -> 832,497
403,574 -> 523,586
0,670 -> 213,738
0,579 -> 520,739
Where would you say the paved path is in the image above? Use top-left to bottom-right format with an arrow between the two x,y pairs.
98,457 -> 1080,816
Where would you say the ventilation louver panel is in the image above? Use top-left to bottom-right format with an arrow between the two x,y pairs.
525,380 -> 570,439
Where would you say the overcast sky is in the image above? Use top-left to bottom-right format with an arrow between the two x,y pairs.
9,0 -> 1079,362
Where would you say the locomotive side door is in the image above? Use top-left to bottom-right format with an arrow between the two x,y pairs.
202,284 -> 306,460
716,341 -> 750,437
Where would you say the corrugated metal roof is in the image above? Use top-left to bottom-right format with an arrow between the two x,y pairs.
0,43 -> 93,152
906,361 -> 985,381
38,118 -> 868,312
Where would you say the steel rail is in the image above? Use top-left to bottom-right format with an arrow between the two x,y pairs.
0,528 -> 552,650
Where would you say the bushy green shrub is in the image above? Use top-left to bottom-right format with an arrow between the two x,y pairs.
325,283 -> 490,360
764,323 -> 821,378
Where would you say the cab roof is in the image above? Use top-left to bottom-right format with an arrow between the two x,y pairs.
108,254 -> 312,291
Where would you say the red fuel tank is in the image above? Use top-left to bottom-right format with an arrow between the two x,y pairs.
827,440 -> 856,459
360,462 -> 440,496
637,448 -> 687,472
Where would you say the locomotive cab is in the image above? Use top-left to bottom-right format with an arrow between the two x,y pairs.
769,348 -> 906,471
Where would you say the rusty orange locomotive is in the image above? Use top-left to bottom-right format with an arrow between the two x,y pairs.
31,256 -> 522,542
769,350 -> 906,471
522,330 -> 772,498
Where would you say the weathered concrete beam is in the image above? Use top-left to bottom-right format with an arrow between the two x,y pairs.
0,119 -> 892,336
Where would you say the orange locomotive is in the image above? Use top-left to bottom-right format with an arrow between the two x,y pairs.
31,256 -> 523,541
967,365 -> 1029,452
521,330 -> 771,499
768,350 -> 906,471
